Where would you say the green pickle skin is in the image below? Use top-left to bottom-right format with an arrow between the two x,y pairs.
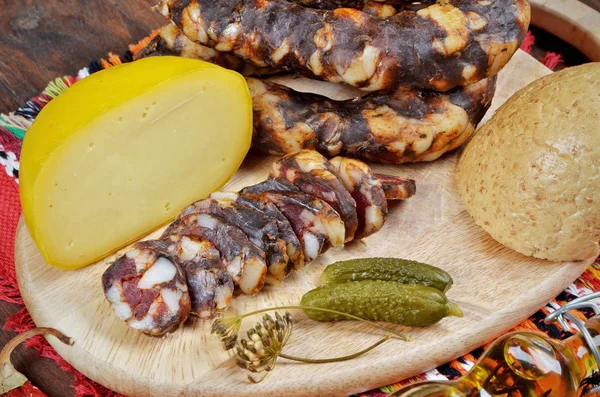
301,280 -> 463,327
321,258 -> 453,293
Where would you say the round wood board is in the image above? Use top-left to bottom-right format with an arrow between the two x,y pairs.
15,50 -> 598,397
530,0 -> 600,61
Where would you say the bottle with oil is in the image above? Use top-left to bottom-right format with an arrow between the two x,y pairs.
389,293 -> 600,397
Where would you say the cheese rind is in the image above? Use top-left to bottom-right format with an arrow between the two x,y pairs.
20,57 -> 253,270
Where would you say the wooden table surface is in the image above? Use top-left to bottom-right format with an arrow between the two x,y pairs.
1,1 -> 599,396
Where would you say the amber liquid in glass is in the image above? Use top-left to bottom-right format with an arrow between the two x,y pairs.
390,317 -> 600,397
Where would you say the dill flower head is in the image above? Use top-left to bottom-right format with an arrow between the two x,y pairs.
234,312 -> 293,383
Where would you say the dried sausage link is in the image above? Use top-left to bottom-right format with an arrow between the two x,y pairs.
156,0 -> 529,91
250,76 -> 496,164
104,152 -> 417,330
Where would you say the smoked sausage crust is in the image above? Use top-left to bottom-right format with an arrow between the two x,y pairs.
249,76 -> 497,164
157,0 -> 529,91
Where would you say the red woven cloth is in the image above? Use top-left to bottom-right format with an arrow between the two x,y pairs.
0,144 -> 21,305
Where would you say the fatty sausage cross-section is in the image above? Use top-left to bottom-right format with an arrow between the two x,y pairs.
259,190 -> 346,260
177,194 -> 290,285
102,248 -> 191,336
328,156 -> 388,238
135,236 -> 234,319
231,189 -> 307,272
241,180 -> 346,264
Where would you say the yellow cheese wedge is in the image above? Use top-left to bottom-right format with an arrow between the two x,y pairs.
20,57 -> 252,270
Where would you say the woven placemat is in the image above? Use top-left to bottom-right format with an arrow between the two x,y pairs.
1,30 -> 599,397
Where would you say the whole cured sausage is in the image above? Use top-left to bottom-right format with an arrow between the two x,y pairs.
134,24 -> 496,164
249,76 -> 496,164
141,1 -> 401,74
138,5 -> 400,74
156,0 -> 530,91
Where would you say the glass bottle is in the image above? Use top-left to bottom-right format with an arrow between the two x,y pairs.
389,292 -> 600,397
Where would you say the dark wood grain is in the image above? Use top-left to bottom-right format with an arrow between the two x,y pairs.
0,1 -> 599,396
0,0 -> 164,113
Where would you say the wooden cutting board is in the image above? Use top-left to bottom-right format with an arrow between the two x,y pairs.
14,50 -> 598,397
531,0 -> 600,61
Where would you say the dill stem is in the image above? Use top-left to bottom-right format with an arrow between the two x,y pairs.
279,337 -> 390,364
238,305 -> 407,340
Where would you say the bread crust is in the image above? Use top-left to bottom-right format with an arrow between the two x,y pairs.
458,63 -> 600,262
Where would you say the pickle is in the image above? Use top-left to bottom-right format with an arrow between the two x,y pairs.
321,258 -> 453,292
301,280 -> 462,327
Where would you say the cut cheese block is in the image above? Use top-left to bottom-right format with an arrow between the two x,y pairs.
20,57 -> 252,270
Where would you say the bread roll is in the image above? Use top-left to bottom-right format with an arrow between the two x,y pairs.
457,63 -> 600,262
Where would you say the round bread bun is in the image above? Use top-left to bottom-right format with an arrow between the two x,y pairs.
457,62 -> 600,262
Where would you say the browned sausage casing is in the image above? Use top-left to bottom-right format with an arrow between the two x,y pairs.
156,0 -> 529,91
250,76 -> 496,164
134,24 -> 496,164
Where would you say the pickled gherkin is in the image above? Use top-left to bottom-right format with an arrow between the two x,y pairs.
321,258 -> 453,292
301,281 -> 462,327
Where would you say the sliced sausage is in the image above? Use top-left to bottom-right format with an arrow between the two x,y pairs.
102,248 -> 190,336
270,150 -> 358,242
165,213 -> 267,295
135,236 -> 233,319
